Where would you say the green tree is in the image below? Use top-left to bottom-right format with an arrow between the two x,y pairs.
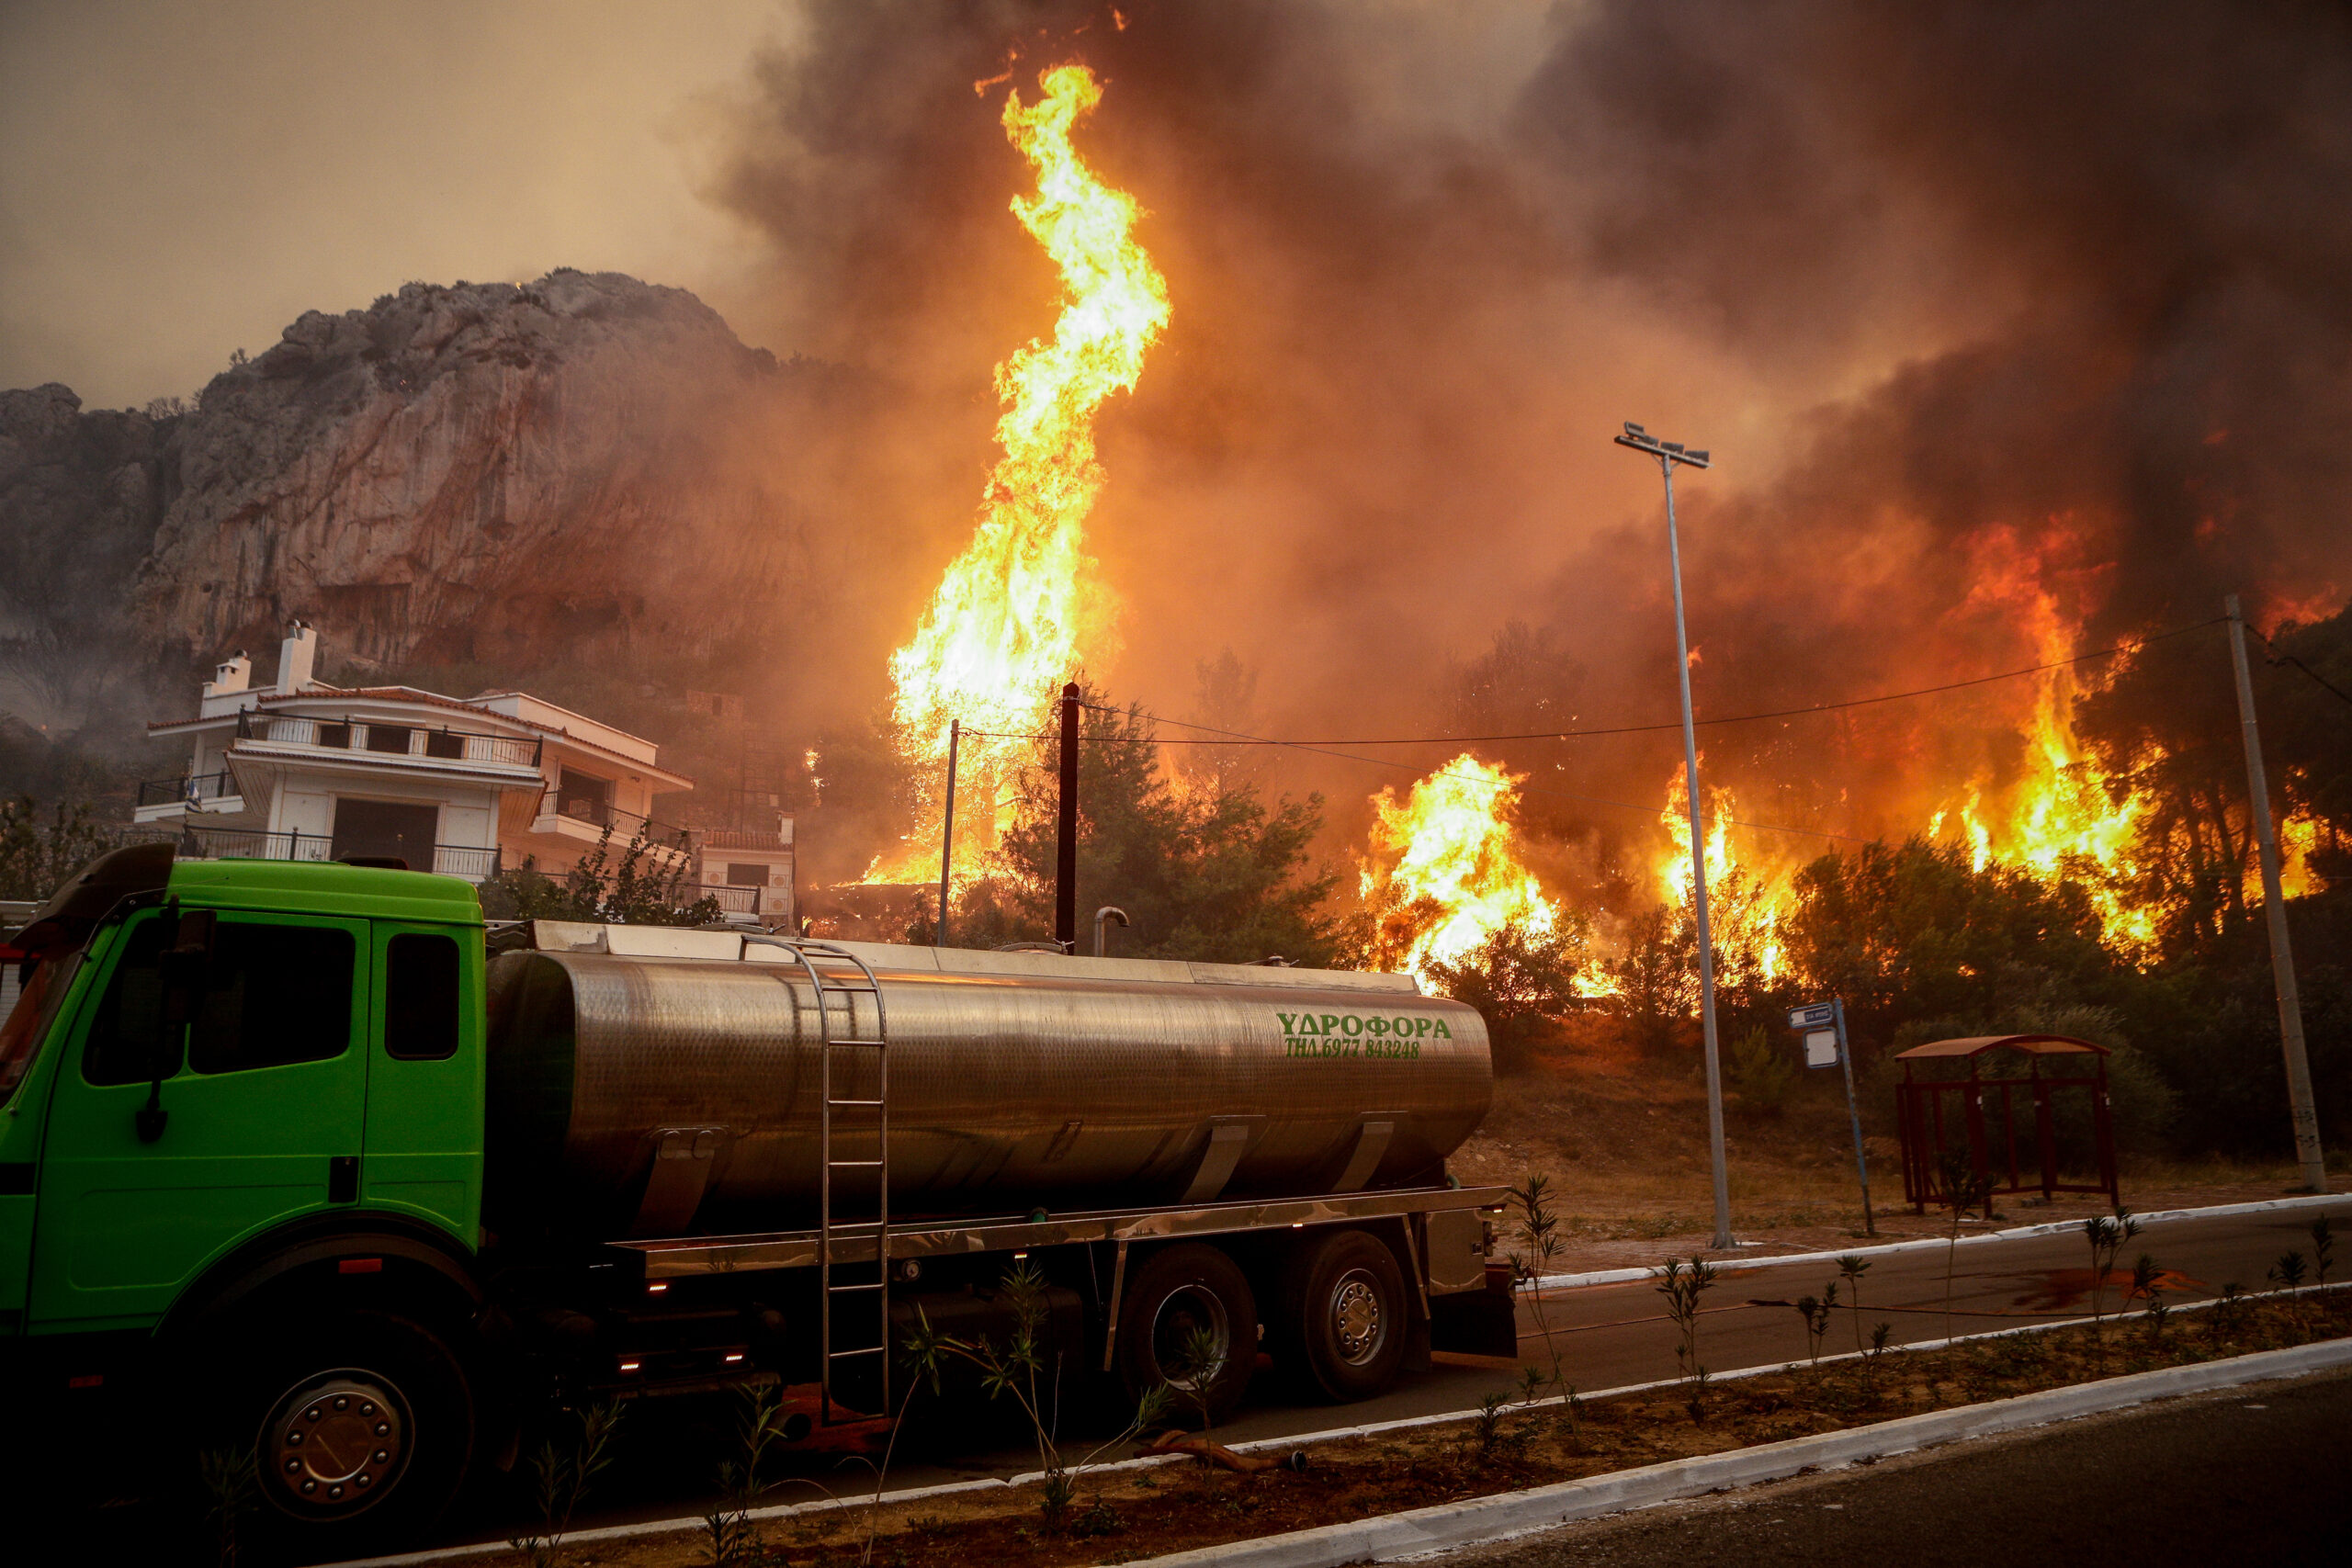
481,820 -> 720,927
944,694 -> 1346,965
1423,917 -> 1589,1075
1781,837 -> 2114,1055
0,796 -> 120,901
1606,903 -> 1700,1058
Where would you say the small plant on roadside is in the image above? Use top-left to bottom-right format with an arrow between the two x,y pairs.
2081,1206 -> 2141,1360
1859,1322 -> 1894,1403
2128,1254 -> 2169,1347
1788,1283 -> 1839,1374
1507,1172 -> 1573,1410
2310,1217 -> 2335,1284
510,1401 -> 626,1568
198,1445 -> 259,1568
1655,1257 -> 1717,1419
1935,1150 -> 1997,1341
1470,1391 -> 1511,1458
702,1382 -> 796,1567
2267,1248 -> 2309,1294
2211,1281 -> 2250,1337
1836,1254 -> 1873,1358
900,1259 -> 1171,1532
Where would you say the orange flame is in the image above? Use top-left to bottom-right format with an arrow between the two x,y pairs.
1358,755 -> 1563,983
1657,765 -> 1789,986
872,64 -> 1170,881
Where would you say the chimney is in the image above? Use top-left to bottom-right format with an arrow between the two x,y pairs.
277,621 -> 318,692
202,651 -> 252,700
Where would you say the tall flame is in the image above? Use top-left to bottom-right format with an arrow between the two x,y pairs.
875,64 -> 1170,880
1359,755 -> 1562,982
1657,765 -> 1788,985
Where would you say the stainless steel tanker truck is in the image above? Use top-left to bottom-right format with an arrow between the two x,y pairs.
0,848 -> 1512,1551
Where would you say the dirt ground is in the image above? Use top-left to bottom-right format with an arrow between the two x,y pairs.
1446,1020 -> 2345,1273
474,1291 -> 2351,1568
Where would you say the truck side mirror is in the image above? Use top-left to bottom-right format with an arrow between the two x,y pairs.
138,908 -> 214,1143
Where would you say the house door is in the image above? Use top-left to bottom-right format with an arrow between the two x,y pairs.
332,798 -> 440,869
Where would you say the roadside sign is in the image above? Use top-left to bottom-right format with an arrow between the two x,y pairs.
1788,1002 -> 1836,1031
1804,1029 -> 1839,1068
1786,995 -> 1875,1236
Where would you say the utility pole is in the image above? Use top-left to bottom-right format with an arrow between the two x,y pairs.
934,718 -> 959,948
1055,682 -> 1080,953
1614,423 -> 1734,1252
2225,594 -> 2328,1190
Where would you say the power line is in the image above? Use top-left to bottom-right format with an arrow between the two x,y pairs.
1091,614 -> 2229,748
934,614 -> 2230,848
2250,625 -> 2352,710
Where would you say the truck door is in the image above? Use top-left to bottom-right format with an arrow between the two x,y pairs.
360,922 -> 483,1246
28,908 -> 370,1331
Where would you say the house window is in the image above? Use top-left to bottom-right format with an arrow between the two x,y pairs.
557,770 -> 612,824
424,729 -> 467,761
726,863 -> 769,887
365,724 -> 413,755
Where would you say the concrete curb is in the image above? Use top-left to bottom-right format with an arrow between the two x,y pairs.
1532,1190 -> 2350,1292
1125,1337 -> 2352,1567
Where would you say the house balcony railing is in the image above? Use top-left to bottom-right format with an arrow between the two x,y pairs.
698,885 -> 762,917
175,825 -> 502,881
540,799 -> 695,851
235,709 -> 543,770
137,770 -> 240,808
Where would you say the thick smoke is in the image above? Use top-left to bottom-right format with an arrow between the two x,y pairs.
719,1 -> 2352,890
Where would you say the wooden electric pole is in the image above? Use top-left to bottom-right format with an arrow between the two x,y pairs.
2225,594 -> 2328,1191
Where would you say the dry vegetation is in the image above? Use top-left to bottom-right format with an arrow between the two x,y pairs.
1446,1016 -> 2341,1271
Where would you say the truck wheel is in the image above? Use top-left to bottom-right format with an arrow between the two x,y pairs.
230,1308 -> 477,1552
1275,1228 -> 1408,1402
1114,1244 -> 1256,1427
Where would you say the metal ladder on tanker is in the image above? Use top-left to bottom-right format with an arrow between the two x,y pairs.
758,939 -> 891,1426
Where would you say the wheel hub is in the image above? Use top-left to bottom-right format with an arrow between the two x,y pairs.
1150,1285 -> 1232,1392
1329,1270 -> 1385,1366
261,1371 -> 409,1515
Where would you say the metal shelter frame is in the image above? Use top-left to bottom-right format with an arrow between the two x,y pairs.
1894,1034 -> 2118,1213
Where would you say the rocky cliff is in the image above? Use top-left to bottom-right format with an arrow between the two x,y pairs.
2,270 -> 836,724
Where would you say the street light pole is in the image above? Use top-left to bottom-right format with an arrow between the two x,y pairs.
1614,423 -> 1734,1252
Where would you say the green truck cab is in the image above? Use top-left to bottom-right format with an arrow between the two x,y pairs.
1,845 -> 492,1548
3,844 -> 1515,1556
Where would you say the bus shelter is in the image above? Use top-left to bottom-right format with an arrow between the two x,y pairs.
1894,1034 -> 2118,1213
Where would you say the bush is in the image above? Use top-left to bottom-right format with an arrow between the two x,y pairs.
1424,918 -> 1589,1075
1727,1025 -> 1796,1115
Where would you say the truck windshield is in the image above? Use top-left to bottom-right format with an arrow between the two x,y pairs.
0,947 -> 85,1107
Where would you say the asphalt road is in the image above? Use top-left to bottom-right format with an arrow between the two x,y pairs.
413,1194 -> 2352,1554
1442,1363 -> 2352,1567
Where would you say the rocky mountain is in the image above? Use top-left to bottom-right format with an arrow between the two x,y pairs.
2,270 -> 840,728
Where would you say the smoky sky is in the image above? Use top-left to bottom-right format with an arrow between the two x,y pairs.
714,0 -> 2352,879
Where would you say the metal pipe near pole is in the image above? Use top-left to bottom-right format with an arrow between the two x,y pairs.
2225,594 -> 2328,1190
1614,422 -> 1732,1251
1056,682 -> 1080,953
935,718 -> 959,948
1832,996 -> 1875,1235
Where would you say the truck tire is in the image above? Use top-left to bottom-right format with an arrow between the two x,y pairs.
1114,1243 -> 1256,1427
1274,1228 -> 1408,1402
226,1307 -> 477,1553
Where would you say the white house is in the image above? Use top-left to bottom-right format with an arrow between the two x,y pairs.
138,624 -> 712,892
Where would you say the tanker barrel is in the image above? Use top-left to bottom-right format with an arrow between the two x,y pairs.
483,938 -> 1491,1242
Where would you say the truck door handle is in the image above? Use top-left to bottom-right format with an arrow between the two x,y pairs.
329,1156 -> 359,1203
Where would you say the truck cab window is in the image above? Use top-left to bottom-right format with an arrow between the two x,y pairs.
386,932 -> 460,1060
188,923 -> 355,1073
84,915 -> 173,1086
